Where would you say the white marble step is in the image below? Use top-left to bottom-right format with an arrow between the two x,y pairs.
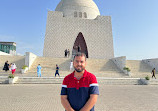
0,76 -> 8,84
15,77 -> 141,85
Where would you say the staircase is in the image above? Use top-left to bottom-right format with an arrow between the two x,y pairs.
0,56 -> 158,85
149,79 -> 158,85
86,59 -> 125,77
0,55 -> 156,78
0,76 -> 8,84
28,57 -> 72,77
16,77 -> 63,84
126,60 -> 153,78
15,77 -> 141,85
26,57 -> 126,77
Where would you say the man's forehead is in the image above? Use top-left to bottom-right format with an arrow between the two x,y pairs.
74,56 -> 86,61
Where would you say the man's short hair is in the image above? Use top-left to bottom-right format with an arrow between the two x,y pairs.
73,52 -> 87,61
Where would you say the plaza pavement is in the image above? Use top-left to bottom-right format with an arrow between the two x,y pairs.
0,84 -> 158,111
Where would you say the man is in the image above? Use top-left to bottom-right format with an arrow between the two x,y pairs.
37,64 -> 42,77
55,64 -> 60,77
61,53 -> 99,111
151,68 -> 156,79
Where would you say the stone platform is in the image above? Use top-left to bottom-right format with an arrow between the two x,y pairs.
0,84 -> 158,111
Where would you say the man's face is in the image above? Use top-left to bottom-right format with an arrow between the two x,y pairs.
73,56 -> 86,73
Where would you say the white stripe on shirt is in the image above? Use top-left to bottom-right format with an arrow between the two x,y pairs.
62,85 -> 67,88
89,83 -> 99,87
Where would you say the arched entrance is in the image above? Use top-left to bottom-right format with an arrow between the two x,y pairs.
72,32 -> 88,58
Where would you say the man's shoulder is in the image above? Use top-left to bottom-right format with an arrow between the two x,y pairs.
64,72 -> 74,80
86,71 -> 96,78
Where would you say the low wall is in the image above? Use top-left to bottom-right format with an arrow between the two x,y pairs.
143,58 -> 158,71
25,52 -> 37,69
0,55 -> 25,72
111,56 -> 126,73
0,51 -> 10,55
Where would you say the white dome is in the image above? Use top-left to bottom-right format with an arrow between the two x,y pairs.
55,0 -> 100,19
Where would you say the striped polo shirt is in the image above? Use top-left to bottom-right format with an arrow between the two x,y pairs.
61,70 -> 99,111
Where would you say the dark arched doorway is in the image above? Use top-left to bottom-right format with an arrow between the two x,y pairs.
72,32 -> 88,58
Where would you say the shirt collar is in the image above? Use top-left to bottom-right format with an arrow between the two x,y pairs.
71,70 -> 87,79
82,70 -> 87,78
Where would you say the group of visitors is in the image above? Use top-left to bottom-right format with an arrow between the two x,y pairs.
64,49 -> 70,57
37,64 -> 60,77
73,45 -> 81,52
3,61 -> 17,74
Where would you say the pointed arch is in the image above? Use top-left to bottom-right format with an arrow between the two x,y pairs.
72,32 -> 88,58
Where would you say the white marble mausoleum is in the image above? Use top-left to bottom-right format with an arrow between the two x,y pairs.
43,0 -> 114,59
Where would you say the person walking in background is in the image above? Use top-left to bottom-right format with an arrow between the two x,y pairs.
70,60 -> 73,70
11,63 -> 17,74
37,64 -> 42,77
55,64 -> 60,77
3,61 -> 9,72
67,49 -> 70,58
64,49 -> 67,57
78,45 -> 81,52
151,68 -> 156,79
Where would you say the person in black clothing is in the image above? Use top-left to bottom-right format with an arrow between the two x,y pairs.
55,64 -> 60,77
78,46 -> 81,52
3,61 -> 9,72
151,68 -> 156,79
64,49 -> 67,57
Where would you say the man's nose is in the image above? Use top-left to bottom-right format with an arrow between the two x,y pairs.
78,62 -> 81,65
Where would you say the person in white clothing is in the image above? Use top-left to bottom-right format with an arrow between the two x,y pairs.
70,60 -> 73,70
11,63 -> 17,74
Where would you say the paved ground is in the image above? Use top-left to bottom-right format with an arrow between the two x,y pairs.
0,84 -> 158,111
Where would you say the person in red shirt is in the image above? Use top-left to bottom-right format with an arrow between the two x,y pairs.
61,53 -> 99,111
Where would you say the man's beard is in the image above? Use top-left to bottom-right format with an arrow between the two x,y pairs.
74,66 -> 85,72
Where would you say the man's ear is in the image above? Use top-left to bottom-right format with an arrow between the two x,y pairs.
85,60 -> 87,66
73,61 -> 74,66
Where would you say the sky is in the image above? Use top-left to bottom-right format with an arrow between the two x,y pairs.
0,0 -> 158,60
